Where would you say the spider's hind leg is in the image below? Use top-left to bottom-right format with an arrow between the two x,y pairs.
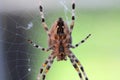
42,59 -> 54,80
68,53 -> 83,80
74,58 -> 88,80
37,54 -> 55,80
37,59 -> 49,80
68,53 -> 88,80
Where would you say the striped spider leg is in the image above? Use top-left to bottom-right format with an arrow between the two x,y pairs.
37,53 -> 55,80
68,1 -> 90,80
70,0 -> 75,34
69,34 -> 91,48
28,40 -> 53,52
68,52 -> 88,80
39,0 -> 49,34
27,1 -> 51,52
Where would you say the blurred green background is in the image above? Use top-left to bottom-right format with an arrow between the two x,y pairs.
28,9 -> 120,80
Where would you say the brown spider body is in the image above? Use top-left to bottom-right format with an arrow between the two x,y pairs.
48,18 -> 71,61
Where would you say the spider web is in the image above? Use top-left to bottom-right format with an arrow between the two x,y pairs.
0,12 -> 40,80
0,0 -> 72,80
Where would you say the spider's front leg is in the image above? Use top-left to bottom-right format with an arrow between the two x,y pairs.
70,0 -> 75,33
68,53 -> 88,80
39,1 -> 49,34
37,54 -> 55,80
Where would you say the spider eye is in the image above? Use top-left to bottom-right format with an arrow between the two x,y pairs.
57,17 -> 64,34
57,26 -> 64,34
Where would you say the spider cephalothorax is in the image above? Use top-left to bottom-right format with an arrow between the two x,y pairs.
28,0 -> 91,80
57,17 -> 64,35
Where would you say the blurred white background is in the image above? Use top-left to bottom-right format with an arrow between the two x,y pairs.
1,0 -> 120,13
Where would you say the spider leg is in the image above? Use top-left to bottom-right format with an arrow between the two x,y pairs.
70,0 -> 75,33
39,1 -> 49,34
37,54 -> 55,80
42,58 -> 54,80
68,53 -> 83,80
69,34 -> 91,48
28,40 -> 53,52
69,53 -> 88,80
37,60 -> 48,80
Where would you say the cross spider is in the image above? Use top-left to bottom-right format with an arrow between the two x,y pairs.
28,0 -> 91,80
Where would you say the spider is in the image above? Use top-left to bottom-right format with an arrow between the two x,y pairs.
28,0 -> 91,80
